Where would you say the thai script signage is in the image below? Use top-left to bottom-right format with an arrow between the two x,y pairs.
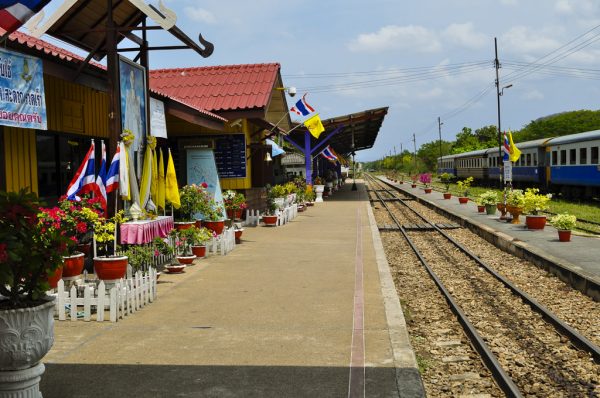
212,134 -> 246,178
0,48 -> 47,130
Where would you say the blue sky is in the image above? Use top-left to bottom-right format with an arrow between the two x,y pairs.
37,0 -> 600,161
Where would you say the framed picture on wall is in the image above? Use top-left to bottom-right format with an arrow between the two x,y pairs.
119,56 -> 147,153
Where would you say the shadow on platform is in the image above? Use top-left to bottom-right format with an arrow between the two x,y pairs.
41,363 -> 407,397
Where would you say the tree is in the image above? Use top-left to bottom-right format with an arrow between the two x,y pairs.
417,140 -> 453,170
517,110 -> 600,141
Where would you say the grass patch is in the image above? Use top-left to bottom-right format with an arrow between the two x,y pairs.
415,353 -> 434,374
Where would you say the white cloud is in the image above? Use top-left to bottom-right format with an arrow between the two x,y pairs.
416,87 -> 444,100
522,90 -> 544,100
500,0 -> 518,5
501,26 -> 562,56
443,23 -> 487,49
555,0 -> 573,13
184,7 -> 217,24
347,25 -> 441,53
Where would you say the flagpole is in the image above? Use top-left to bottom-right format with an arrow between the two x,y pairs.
269,113 -> 289,132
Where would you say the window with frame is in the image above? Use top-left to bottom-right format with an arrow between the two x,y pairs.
533,153 -> 537,166
569,148 -> 576,165
592,147 -> 599,164
560,149 -> 566,165
552,151 -> 557,165
526,153 -> 531,166
580,148 -> 587,165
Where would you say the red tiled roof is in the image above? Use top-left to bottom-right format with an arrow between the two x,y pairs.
0,28 -> 105,70
149,88 -> 227,122
149,63 -> 280,112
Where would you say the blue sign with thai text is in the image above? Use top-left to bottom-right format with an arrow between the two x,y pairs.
0,48 -> 47,130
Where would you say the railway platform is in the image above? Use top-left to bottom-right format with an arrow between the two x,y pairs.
39,181 -> 425,398
381,176 -> 600,300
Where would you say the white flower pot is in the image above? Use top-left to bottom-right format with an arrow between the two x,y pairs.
314,185 -> 325,203
274,197 -> 285,210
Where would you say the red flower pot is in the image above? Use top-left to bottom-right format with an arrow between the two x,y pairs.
165,264 -> 186,274
424,188 -> 432,194
76,243 -> 91,257
175,221 -> 195,231
263,215 -> 278,226
443,192 -> 451,199
46,265 -> 63,289
411,184 -> 417,188
558,230 -> 571,242
458,197 -> 469,204
191,245 -> 206,258
526,215 -> 547,230
204,220 -> 225,235
399,181 -> 404,184
477,205 -> 485,213
62,252 -> 85,278
226,209 -> 242,220
235,229 -> 243,243
94,256 -> 128,281
176,255 -> 196,265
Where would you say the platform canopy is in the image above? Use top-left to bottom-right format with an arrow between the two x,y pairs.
287,107 -> 388,156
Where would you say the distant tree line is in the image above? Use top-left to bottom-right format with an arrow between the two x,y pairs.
365,109 -> 600,173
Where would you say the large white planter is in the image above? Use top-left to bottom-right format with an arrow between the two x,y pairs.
274,197 -> 285,210
0,298 -> 55,397
314,185 -> 324,202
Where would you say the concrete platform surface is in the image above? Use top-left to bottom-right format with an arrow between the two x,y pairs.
40,181 -> 424,398
383,177 -> 600,288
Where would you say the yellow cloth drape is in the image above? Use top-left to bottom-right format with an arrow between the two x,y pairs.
166,148 -> 181,209
157,148 -> 166,210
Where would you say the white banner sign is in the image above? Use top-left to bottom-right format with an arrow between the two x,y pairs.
503,161 -> 512,182
150,97 -> 167,138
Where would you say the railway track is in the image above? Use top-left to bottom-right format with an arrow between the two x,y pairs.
366,174 -> 600,397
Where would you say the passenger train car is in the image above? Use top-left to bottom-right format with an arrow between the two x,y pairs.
437,129 -> 600,197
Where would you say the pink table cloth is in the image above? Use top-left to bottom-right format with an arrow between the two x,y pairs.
120,216 -> 174,244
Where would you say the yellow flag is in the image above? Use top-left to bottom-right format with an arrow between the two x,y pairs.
157,148 -> 166,210
151,148 -> 158,203
508,131 -> 521,163
166,148 -> 181,209
304,113 -> 325,139
139,145 -> 153,209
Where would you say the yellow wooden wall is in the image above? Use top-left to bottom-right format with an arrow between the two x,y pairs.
2,74 -> 110,193
3,127 -> 38,194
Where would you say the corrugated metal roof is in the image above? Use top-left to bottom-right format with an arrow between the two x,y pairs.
0,28 -> 105,70
149,63 -> 280,112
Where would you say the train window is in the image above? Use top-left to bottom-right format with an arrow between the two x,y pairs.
552,151 -> 557,165
580,148 -> 587,165
560,150 -> 566,165
569,149 -> 576,165
533,153 -> 537,166
526,153 -> 531,166
592,147 -> 599,164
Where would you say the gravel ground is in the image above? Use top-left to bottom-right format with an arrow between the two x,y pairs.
367,178 -> 600,397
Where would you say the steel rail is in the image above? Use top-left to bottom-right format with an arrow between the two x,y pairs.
373,175 -> 600,363
366,175 -> 523,398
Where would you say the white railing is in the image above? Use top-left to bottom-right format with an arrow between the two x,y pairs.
53,268 -> 157,323
207,227 -> 236,255
244,203 -> 300,227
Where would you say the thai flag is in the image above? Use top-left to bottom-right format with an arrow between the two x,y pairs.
95,141 -> 108,211
105,145 -> 120,194
290,93 -> 315,117
0,0 -> 52,34
503,131 -> 510,162
320,146 -> 338,161
66,140 -> 96,201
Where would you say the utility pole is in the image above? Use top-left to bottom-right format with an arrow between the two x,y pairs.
400,143 -> 404,172
495,37 -> 504,190
412,133 -> 417,171
438,116 -> 443,168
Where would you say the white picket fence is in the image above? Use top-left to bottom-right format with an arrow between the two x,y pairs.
53,268 -> 157,323
207,227 -> 236,255
244,204 -> 299,227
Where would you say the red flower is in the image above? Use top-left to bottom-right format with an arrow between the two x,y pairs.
76,222 -> 87,234
201,182 -> 208,188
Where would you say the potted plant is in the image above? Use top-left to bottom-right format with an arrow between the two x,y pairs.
505,189 -> 525,224
478,191 -> 499,215
419,173 -> 432,193
475,197 -> 486,213
284,182 -> 297,204
262,197 -> 279,227
410,175 -> 418,188
169,228 -> 196,265
522,188 -> 552,230
93,210 -> 129,281
121,244 -> 154,273
305,188 -> 316,206
313,177 -> 324,202
550,213 -> 577,242
456,177 -> 473,204
202,197 -> 226,235
268,184 -> 287,210
0,189 -> 72,395
223,190 -> 247,220
439,173 -> 452,199
176,183 -> 210,230
190,226 -> 214,258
